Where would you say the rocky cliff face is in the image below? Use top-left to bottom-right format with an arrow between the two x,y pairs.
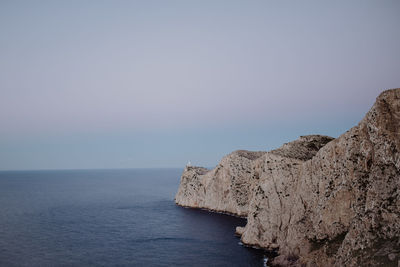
175,88 -> 400,266
175,150 -> 266,216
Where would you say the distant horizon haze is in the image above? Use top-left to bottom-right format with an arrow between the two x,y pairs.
1,0 -> 399,170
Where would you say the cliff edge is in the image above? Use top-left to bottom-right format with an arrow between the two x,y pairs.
175,88 -> 400,266
175,150 -> 266,216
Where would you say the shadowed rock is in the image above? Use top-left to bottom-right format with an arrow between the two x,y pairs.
271,135 -> 334,161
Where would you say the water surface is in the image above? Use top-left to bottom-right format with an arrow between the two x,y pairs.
0,169 -> 267,266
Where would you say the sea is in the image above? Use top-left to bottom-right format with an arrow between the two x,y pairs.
0,168 -> 270,266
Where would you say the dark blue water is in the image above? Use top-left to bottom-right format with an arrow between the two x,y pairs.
0,169 -> 267,266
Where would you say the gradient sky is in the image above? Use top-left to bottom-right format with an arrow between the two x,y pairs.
1,0 -> 399,170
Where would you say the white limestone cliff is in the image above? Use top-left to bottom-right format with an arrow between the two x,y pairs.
175,88 -> 400,266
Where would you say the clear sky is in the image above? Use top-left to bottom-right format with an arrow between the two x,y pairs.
1,0 -> 399,170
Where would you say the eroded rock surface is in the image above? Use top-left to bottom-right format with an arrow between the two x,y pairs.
175,150 -> 266,216
175,88 -> 400,266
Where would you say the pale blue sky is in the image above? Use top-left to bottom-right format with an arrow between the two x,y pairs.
1,0 -> 399,170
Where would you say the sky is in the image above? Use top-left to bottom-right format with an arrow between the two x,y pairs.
0,0 -> 399,170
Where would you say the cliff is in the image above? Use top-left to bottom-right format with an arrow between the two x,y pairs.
175,88 -> 400,266
175,150 -> 266,216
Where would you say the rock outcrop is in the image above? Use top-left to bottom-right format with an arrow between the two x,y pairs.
175,88 -> 400,266
175,150 -> 266,216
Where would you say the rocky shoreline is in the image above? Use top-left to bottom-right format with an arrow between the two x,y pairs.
175,88 -> 400,266
176,204 -> 248,218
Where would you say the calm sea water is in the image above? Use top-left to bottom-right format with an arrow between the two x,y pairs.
0,169 -> 268,266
